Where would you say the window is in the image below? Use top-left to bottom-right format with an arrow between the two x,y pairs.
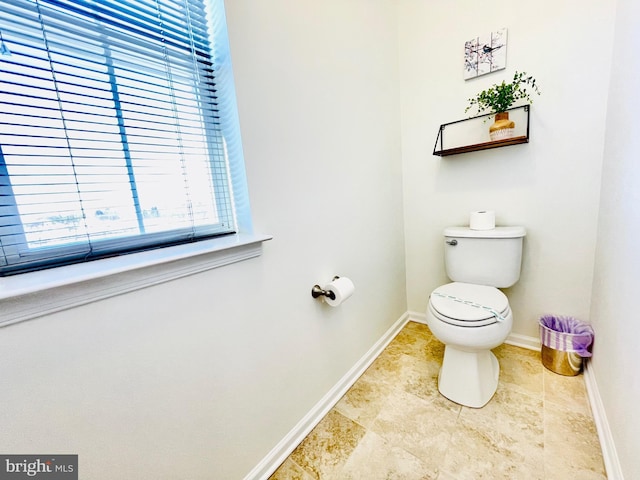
0,0 -> 243,276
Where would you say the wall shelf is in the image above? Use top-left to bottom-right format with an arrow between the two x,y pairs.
433,105 -> 530,157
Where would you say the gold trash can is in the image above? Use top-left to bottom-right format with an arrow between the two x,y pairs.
539,316 -> 593,376
541,345 -> 582,376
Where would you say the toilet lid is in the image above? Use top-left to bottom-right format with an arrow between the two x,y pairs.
430,282 -> 508,323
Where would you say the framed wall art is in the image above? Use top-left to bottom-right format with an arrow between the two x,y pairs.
464,28 -> 507,80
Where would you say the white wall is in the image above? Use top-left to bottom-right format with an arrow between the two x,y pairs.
590,0 -> 640,476
399,0 -> 616,339
0,1 -> 406,478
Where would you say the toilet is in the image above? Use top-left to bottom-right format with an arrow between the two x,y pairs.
426,225 -> 526,408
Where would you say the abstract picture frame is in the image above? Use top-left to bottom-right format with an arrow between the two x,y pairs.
464,28 -> 507,80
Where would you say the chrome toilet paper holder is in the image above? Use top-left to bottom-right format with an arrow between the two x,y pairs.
311,276 -> 340,300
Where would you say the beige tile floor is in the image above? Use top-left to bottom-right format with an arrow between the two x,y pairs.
269,321 -> 606,480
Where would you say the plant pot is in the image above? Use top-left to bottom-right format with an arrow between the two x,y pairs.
489,112 -> 515,141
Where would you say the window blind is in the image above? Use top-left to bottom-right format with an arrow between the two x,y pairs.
0,0 -> 236,275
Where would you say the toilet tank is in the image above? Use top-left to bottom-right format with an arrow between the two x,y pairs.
443,226 -> 526,288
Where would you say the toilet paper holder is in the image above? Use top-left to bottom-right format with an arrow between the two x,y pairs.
311,276 -> 340,300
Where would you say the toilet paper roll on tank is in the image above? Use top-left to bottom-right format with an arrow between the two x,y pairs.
469,210 -> 495,230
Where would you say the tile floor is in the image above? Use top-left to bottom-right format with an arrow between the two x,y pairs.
269,321 -> 606,480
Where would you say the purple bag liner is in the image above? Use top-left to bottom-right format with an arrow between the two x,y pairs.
539,315 -> 594,358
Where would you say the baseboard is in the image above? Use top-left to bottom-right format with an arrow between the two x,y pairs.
504,332 -> 540,351
407,311 -> 541,351
243,312 -> 411,480
583,361 -> 625,480
406,311 -> 427,325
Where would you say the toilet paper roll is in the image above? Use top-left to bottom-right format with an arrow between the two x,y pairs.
469,210 -> 495,230
323,277 -> 355,307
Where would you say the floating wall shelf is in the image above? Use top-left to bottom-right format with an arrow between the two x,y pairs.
433,105 -> 530,157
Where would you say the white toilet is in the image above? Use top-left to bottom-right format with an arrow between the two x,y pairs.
426,226 -> 526,408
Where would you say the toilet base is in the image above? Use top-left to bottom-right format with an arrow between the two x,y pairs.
437,346 -> 500,408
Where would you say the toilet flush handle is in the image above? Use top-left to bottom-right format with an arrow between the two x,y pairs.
446,239 -> 458,246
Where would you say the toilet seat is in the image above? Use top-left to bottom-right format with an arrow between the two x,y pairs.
430,282 -> 509,327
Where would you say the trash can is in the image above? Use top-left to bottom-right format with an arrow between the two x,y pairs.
539,315 -> 594,376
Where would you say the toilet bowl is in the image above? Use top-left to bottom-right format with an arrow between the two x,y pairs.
426,281 -> 514,408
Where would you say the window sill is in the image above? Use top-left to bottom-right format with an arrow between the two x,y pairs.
0,233 -> 272,327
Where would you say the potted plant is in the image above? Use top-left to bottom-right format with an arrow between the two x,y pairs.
465,71 -> 541,141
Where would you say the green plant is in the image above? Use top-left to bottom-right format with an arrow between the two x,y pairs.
465,71 -> 540,116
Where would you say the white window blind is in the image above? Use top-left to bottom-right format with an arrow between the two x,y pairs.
0,0 -> 238,275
